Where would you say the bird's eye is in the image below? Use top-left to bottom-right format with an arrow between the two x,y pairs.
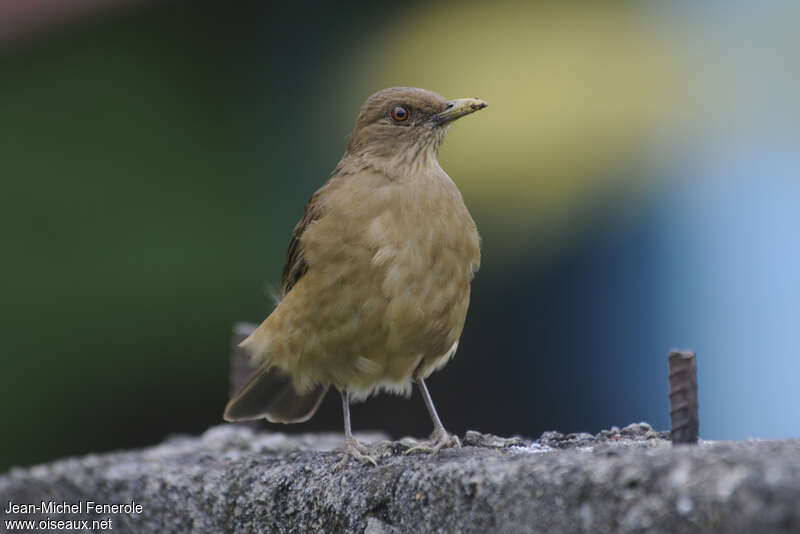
390,106 -> 409,122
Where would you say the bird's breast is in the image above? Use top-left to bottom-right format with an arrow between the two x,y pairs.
358,174 -> 480,359
364,177 -> 478,292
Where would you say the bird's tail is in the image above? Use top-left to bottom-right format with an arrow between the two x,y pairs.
223,365 -> 328,424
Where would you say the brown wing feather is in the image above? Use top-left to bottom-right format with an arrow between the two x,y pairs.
281,189 -> 326,295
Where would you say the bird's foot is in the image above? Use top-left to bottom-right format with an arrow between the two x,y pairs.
333,438 -> 378,471
404,429 -> 461,455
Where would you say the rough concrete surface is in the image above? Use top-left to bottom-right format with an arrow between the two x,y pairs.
2,423 -> 800,533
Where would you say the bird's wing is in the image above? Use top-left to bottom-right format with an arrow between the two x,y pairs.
281,189 -> 326,295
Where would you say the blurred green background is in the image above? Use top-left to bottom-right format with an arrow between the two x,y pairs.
2,0 -> 799,472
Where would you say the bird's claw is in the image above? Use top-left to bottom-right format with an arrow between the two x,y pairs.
334,438 -> 378,470
404,430 -> 461,455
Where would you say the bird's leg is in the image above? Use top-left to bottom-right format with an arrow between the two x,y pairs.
334,389 -> 378,470
405,377 -> 461,455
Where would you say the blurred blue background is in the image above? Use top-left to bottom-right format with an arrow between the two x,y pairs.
1,0 -> 798,472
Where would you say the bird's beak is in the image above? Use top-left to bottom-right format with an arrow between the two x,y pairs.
432,97 -> 488,125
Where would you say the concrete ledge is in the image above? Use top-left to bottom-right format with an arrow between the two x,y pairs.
2,423 -> 800,533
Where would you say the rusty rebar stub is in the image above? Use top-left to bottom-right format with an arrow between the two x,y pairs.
668,350 -> 698,444
227,322 -> 262,428
230,322 -> 258,397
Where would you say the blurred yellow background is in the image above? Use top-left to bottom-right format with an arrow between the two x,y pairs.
342,3 -> 686,223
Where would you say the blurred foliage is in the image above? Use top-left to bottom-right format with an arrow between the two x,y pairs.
0,0 -> 366,471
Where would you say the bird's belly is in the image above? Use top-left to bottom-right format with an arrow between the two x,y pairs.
379,240 -> 472,354
268,248 -> 469,395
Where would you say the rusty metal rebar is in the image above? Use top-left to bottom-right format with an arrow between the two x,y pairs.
668,350 -> 699,444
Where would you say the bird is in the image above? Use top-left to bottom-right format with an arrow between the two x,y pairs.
224,87 -> 487,466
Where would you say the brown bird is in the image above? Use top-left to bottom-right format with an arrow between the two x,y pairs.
224,87 -> 487,465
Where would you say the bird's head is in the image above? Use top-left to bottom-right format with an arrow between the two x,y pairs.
346,87 -> 487,164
